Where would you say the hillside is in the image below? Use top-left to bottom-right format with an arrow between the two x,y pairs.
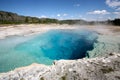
0,11 -> 120,26
0,11 -> 58,24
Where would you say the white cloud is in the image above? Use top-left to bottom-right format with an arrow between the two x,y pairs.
116,7 -> 120,10
87,10 -> 110,15
74,4 -> 80,7
56,14 -> 68,19
113,12 -> 120,18
57,14 -> 61,17
78,15 -> 82,18
57,14 -> 68,17
113,12 -> 120,15
106,0 -> 120,7
108,17 -> 112,19
106,0 -> 120,10
40,15 -> 47,18
63,14 -> 68,16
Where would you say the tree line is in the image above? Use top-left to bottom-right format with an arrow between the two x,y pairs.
0,11 -> 120,26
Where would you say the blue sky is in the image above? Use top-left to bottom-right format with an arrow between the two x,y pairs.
0,0 -> 120,21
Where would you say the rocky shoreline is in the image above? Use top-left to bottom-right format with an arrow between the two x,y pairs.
0,24 -> 119,39
0,24 -> 120,80
0,53 -> 120,80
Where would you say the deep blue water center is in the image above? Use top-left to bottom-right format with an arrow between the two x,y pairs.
0,29 -> 98,72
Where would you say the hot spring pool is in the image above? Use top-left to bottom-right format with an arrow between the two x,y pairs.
0,29 -> 98,72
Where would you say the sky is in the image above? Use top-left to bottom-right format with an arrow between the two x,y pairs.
0,0 -> 120,21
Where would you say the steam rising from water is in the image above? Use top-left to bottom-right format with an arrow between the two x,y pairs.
16,29 -> 98,59
0,29 -> 98,72
39,30 -> 98,59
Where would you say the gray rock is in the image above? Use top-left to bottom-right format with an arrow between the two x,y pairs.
88,35 -> 120,57
0,53 -> 120,80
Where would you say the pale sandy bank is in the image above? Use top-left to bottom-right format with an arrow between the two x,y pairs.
0,24 -> 75,39
0,24 -> 120,39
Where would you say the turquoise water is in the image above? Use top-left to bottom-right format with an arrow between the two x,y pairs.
0,29 -> 98,72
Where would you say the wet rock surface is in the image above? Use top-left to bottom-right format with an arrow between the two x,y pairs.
0,53 -> 120,80
88,35 -> 120,57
